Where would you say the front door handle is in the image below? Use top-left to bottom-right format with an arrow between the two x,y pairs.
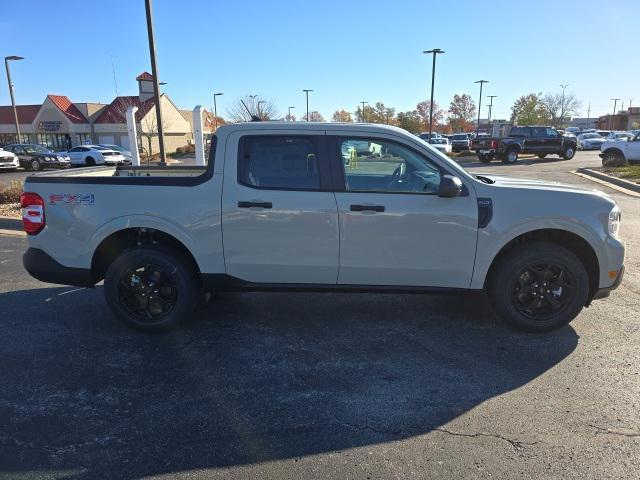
238,201 -> 273,209
350,204 -> 385,212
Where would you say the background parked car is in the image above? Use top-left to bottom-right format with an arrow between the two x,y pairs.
429,137 -> 452,154
600,131 -> 640,166
577,132 -> 607,150
98,144 -> 133,164
63,145 -> 127,167
606,131 -> 635,141
0,147 -> 20,172
450,133 -> 471,152
3,144 -> 71,171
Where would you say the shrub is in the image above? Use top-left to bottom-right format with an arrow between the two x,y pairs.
0,180 -> 23,204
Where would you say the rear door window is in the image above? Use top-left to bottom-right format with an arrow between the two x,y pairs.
238,136 -> 324,190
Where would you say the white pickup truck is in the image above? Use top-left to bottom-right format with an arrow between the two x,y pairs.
21,122 -> 625,332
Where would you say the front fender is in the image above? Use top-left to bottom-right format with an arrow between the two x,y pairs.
470,217 -> 605,289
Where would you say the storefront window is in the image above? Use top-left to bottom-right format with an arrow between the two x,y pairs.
0,133 -> 30,145
76,134 -> 92,146
36,133 -> 72,151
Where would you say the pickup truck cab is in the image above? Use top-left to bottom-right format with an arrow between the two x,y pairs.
21,122 -> 624,333
471,126 -> 578,164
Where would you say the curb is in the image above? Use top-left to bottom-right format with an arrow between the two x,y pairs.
0,216 -> 22,231
576,168 -> 640,195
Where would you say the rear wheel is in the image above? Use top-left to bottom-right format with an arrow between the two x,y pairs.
85,157 -> 96,167
537,153 -> 547,159
562,146 -> 576,160
104,246 -> 199,332
602,150 -> 626,167
487,241 -> 589,332
503,149 -> 518,164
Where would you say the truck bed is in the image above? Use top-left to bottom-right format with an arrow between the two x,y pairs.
26,165 -> 207,179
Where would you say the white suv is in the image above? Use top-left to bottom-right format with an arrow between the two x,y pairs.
600,131 -> 640,165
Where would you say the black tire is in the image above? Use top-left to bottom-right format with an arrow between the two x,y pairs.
537,153 -> 547,159
602,150 -> 626,167
85,157 -> 96,167
104,246 -> 199,332
487,241 -> 589,332
562,145 -> 576,160
30,159 -> 41,171
502,149 -> 518,164
478,154 -> 491,163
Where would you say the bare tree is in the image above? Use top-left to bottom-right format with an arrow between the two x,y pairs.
540,92 -> 581,128
226,95 -> 279,122
139,114 -> 168,158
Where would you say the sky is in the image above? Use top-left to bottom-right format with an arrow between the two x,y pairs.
1,0 -> 638,121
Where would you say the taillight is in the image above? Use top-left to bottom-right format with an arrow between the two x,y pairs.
20,192 -> 45,235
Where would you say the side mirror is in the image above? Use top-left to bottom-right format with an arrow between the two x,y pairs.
438,175 -> 463,198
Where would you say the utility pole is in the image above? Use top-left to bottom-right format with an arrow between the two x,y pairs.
303,89 -> 313,121
487,95 -> 497,124
474,80 -> 489,137
213,92 -> 223,131
257,100 -> 266,119
610,98 -> 621,130
360,101 -> 369,122
423,48 -> 445,141
144,0 -> 167,166
4,56 -> 24,142
587,102 -> 591,128
288,106 -> 295,121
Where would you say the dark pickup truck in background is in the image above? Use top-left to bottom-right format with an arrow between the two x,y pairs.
470,126 -> 578,164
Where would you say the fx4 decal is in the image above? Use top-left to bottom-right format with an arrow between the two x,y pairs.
49,194 -> 95,205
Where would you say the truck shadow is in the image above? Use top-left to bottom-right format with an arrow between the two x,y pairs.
0,286 -> 578,479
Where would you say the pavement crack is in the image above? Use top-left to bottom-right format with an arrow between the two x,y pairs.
589,424 -> 640,438
433,427 -> 538,451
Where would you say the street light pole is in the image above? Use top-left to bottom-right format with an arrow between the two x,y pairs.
360,101 -> 368,122
487,95 -> 497,124
303,89 -> 313,121
474,80 -> 488,137
423,48 -> 444,141
213,92 -> 223,131
144,0 -> 167,166
559,84 -> 569,128
257,100 -> 266,120
610,98 -> 621,130
4,56 -> 24,142
288,106 -> 295,121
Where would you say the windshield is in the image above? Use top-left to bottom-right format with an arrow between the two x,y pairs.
581,133 -> 601,139
24,145 -> 52,154
452,134 -> 467,140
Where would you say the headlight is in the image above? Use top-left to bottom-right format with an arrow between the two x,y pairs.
608,207 -> 621,238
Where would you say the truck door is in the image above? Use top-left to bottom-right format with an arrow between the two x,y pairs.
329,134 -> 478,288
544,127 -> 564,153
221,131 -> 340,284
528,127 -> 548,153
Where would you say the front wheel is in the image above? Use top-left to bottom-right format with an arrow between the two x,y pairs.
478,154 -> 491,163
562,146 -> 576,160
537,153 -> 547,159
602,150 -> 626,167
30,159 -> 41,171
487,241 -> 589,332
104,246 -> 199,332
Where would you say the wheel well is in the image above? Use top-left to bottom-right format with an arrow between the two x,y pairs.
602,148 -> 623,156
91,228 -> 200,283
485,229 -> 599,301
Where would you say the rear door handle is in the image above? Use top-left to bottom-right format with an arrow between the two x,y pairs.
238,201 -> 273,209
350,204 -> 385,212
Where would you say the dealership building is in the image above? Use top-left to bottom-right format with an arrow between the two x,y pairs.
0,72 -> 211,152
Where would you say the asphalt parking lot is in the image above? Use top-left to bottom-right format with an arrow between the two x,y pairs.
1,151 -> 638,479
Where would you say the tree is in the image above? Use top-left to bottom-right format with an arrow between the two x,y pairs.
139,113 -> 168,158
356,105 -> 376,122
226,95 -> 279,122
301,111 -> 325,122
448,94 -> 476,132
332,109 -> 353,122
372,102 -> 396,124
510,93 -> 548,125
416,100 -> 444,131
540,92 -> 581,128
396,110 -> 422,134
